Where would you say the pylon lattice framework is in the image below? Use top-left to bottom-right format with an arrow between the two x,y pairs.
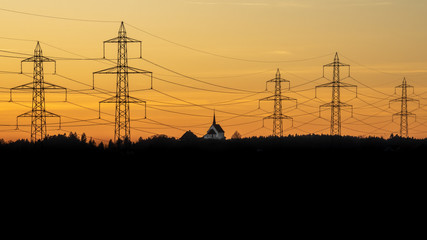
10,42 -> 67,142
93,22 -> 153,142
389,77 -> 419,138
259,69 -> 297,137
315,52 -> 357,136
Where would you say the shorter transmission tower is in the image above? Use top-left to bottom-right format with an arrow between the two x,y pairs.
389,77 -> 419,137
10,41 -> 67,142
315,52 -> 357,136
259,69 -> 297,137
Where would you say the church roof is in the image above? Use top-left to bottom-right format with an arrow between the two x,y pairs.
207,129 -> 216,135
212,123 -> 224,133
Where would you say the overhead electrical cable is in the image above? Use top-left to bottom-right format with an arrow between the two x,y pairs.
126,23 -> 332,63
0,7 -> 119,23
142,57 -> 263,94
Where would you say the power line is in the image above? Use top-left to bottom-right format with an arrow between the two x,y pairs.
1,39 -> 274,95
0,7 -> 118,23
141,57 -> 263,94
0,36 -> 36,42
152,75 -> 255,94
126,23 -> 333,63
345,76 -> 394,98
152,89 -> 265,118
0,6 -> 332,63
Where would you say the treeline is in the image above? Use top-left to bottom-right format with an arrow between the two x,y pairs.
1,132 -> 426,160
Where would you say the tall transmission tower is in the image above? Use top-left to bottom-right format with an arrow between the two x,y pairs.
315,52 -> 357,136
259,69 -> 296,137
93,21 -> 153,142
10,41 -> 67,142
389,77 -> 419,137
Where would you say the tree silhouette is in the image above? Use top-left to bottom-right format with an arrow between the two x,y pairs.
231,131 -> 242,139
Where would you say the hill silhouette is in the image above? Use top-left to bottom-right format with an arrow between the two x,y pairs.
1,132 -> 426,161
2,132 -> 425,194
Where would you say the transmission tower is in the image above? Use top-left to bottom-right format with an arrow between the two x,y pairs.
259,69 -> 297,137
93,21 -> 153,142
389,77 -> 419,137
10,41 -> 67,142
315,52 -> 357,136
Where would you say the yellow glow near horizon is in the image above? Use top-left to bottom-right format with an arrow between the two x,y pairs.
1,0 -> 427,142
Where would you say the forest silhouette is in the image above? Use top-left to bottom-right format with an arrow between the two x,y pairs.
1,132 -> 426,160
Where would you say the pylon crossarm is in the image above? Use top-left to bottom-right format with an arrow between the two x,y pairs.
322,63 -> 349,77
395,84 -> 414,90
44,82 -> 67,90
318,103 -> 330,117
406,97 -> 420,105
266,78 -> 290,91
279,96 -> 297,101
16,111 -> 32,129
103,38 -> 142,58
98,96 -> 117,119
104,36 -> 141,44
21,57 -> 56,74
338,82 -> 357,89
392,112 -> 414,123
259,95 -> 275,102
315,83 -> 333,98
341,104 -> 354,117
262,115 -> 273,129
323,62 -> 350,68
389,98 -> 403,108
128,96 -> 146,104
338,82 -> 358,97
21,55 -> 56,63
122,67 -> 153,88
100,96 -> 117,104
263,114 -> 293,120
10,82 -> 33,101
44,111 -> 61,130
44,82 -> 68,101
279,115 -> 293,120
319,102 -> 353,116
126,66 -> 152,74
93,66 -> 152,87
129,97 -> 147,119
278,96 -> 298,108
44,111 -> 60,118
10,82 -> 33,90
92,67 -> 119,89
93,66 -> 119,75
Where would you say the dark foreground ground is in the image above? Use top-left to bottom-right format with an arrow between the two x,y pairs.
1,133 -> 424,221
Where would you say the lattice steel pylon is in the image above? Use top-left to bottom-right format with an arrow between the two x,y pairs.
93,22 -> 153,142
389,77 -> 419,137
315,52 -> 357,136
259,69 -> 297,137
10,41 -> 67,142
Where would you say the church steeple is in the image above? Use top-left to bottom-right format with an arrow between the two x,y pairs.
203,109 -> 225,140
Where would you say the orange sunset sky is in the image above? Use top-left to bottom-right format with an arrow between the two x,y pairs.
1,0 -> 427,142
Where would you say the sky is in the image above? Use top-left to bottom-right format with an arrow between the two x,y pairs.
1,0 -> 427,141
